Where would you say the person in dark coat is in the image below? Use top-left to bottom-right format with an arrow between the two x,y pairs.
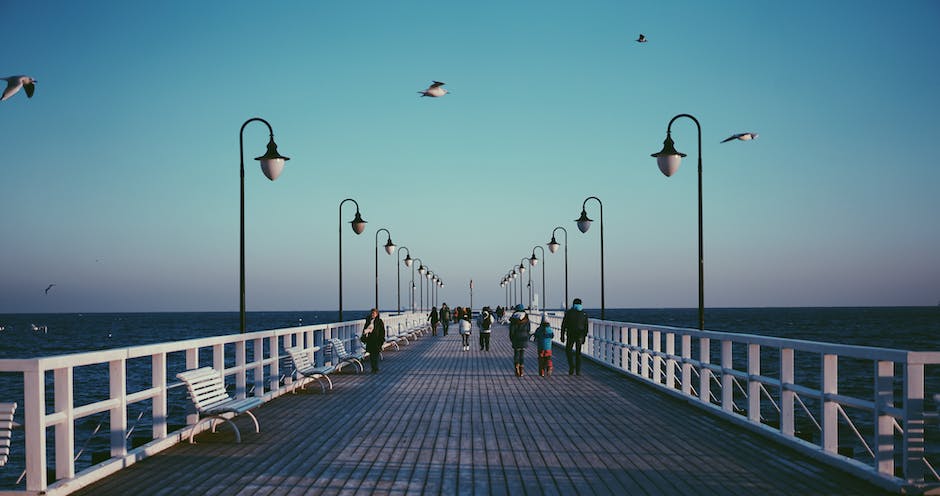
560,298 -> 589,375
509,304 -> 531,376
361,308 -> 386,373
428,306 -> 440,336
440,303 -> 452,336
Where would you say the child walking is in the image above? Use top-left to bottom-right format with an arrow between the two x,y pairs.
534,319 -> 554,377
459,314 -> 472,351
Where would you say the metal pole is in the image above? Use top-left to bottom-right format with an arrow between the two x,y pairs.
338,198 -> 361,322
374,228 -> 391,311
239,117 -> 275,333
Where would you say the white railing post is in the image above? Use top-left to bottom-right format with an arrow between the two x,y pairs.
652,330 -> 662,385
619,326 -> 628,371
700,337 -> 711,404
235,341 -> 247,399
152,353 -> 167,439
747,344 -> 760,423
269,335 -> 280,393
54,367 -> 75,480
780,347 -> 794,437
252,337 -> 264,398
24,367 -> 47,492
185,348 -> 199,427
109,359 -> 127,458
681,334 -> 692,396
629,328 -> 639,376
721,340 -> 733,413
902,361 -> 926,483
874,360 -> 894,476
665,333 -> 676,390
822,354 -> 838,454
640,329 -> 650,380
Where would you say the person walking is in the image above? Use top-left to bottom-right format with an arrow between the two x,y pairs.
360,308 -> 386,373
533,318 -> 554,377
509,303 -> 530,376
440,303 -> 452,336
560,298 -> 589,375
459,314 -> 472,351
428,305 -> 440,336
478,307 -> 493,351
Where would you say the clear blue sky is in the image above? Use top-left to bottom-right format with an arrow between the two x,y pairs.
2,1 -> 939,313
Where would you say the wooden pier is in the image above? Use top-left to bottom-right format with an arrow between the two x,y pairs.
72,325 -> 889,495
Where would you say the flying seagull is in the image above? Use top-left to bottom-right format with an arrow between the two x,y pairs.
44,284 -> 56,294
2,75 -> 37,101
720,132 -> 758,143
636,34 -> 647,43
418,81 -> 448,98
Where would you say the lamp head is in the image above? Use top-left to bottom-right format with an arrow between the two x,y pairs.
350,211 -> 367,235
576,209 -> 593,233
529,253 -> 538,266
426,271 -> 432,280
547,236 -> 560,253
418,264 -> 427,275
518,262 -> 526,274
651,132 -> 686,177
403,254 -> 413,267
384,237 -> 396,255
255,136 -> 290,181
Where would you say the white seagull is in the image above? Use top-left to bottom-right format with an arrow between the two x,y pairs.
418,81 -> 448,98
2,75 -> 38,101
637,34 -> 647,43
721,132 -> 758,143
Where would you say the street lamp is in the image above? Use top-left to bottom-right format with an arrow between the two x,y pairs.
652,113 -> 705,330
425,269 -> 433,313
338,198 -> 367,321
548,226 -> 569,309
530,245 -> 546,310
239,117 -> 290,333
375,228 -> 395,311
576,196 -> 605,319
415,259 -> 426,311
398,246 -> 411,313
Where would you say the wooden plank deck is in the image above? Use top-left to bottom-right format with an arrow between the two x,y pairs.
73,324 -> 889,495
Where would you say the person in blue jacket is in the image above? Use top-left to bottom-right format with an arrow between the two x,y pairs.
533,319 -> 554,377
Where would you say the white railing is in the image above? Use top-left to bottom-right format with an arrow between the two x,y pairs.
0,311 -> 428,495
534,312 -> 940,494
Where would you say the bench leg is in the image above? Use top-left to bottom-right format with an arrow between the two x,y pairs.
189,416 -> 242,444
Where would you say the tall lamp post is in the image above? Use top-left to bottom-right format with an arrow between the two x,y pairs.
519,258 -> 531,309
239,117 -> 290,333
652,113 -> 705,330
399,247 -> 412,313
415,259 -> 426,311
425,270 -> 433,312
374,229 -> 395,311
530,245 -> 546,311
576,196 -> 605,319
547,226 -> 568,309
338,198 -> 367,321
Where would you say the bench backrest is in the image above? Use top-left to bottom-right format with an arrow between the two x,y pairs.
329,338 -> 350,359
0,402 -> 16,467
176,368 -> 232,414
285,347 -> 315,370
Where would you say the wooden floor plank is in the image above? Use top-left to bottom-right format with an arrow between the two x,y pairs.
72,322 -> 891,496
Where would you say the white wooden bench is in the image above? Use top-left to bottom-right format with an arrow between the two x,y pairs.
176,368 -> 262,444
0,402 -> 16,467
285,347 -> 335,393
327,338 -> 364,373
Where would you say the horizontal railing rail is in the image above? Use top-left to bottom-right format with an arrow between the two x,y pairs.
534,311 -> 940,495
0,311 -> 428,495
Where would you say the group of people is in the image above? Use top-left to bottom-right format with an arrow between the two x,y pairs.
358,298 -> 590,378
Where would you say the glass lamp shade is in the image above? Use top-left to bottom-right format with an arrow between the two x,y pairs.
426,271 -> 432,280
350,211 -> 367,235
651,134 -> 686,177
518,263 -> 526,274
529,254 -> 538,266
255,137 -> 290,181
384,238 -> 396,255
418,265 -> 427,275
547,237 -> 560,253
512,268 -> 518,276
576,209 -> 592,233
403,255 -> 413,267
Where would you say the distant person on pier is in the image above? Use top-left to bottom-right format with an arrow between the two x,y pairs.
561,298 -> 588,375
533,318 -> 554,377
478,307 -> 493,351
428,306 -> 440,336
509,304 -> 531,377
360,308 -> 386,373
459,313 -> 472,351
440,303 -> 452,336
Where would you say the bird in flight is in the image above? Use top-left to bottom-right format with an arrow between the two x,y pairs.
721,132 -> 758,143
2,75 -> 38,101
44,284 -> 56,294
418,81 -> 448,98
636,34 -> 647,43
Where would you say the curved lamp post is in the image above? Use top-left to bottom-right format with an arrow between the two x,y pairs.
339,198 -> 367,321
530,245 -> 546,311
375,228 -> 395,311
576,196 -> 605,319
415,259 -> 426,311
239,117 -> 290,333
547,226 -> 569,309
517,260 -> 528,308
425,269 -> 433,313
398,247 -> 411,313
652,113 -> 704,330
